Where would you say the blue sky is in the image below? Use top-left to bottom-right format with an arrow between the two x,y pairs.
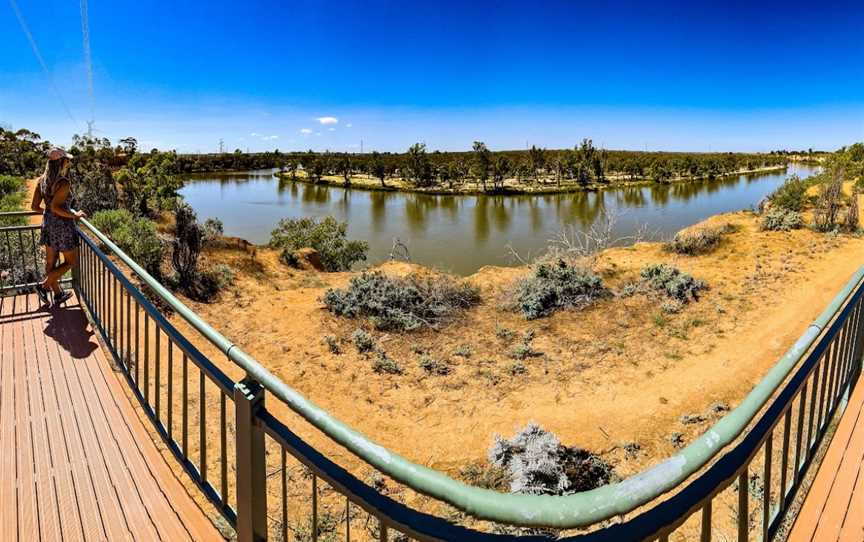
2,0 -> 862,153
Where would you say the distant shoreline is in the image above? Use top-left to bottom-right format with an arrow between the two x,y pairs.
272,164 -> 791,196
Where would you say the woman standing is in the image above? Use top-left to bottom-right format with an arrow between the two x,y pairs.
31,147 -> 87,306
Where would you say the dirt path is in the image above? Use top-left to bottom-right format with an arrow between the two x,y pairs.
170,211 -> 863,484
24,177 -> 39,224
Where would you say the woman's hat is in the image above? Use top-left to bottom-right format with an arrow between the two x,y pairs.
47,147 -> 74,161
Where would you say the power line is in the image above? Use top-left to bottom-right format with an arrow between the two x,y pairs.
8,0 -> 79,127
80,0 -> 95,131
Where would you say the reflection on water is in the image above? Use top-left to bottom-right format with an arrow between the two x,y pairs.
180,165 -> 820,275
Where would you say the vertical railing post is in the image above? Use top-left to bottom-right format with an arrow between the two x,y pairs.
235,377 -> 267,542
71,232 -> 82,292
851,298 -> 864,386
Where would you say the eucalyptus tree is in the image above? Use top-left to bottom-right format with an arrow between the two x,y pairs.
369,151 -> 387,187
336,154 -> 352,185
648,160 -> 672,183
594,148 -> 608,182
303,154 -> 325,183
515,159 -> 532,184
284,159 -> 298,180
404,143 -> 433,187
438,162 -> 453,189
491,155 -> 512,191
528,145 -> 547,182
472,141 -> 491,191
119,137 -> 138,156
0,127 -> 50,175
453,158 -> 469,187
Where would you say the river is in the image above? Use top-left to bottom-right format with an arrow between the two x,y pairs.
179,164 -> 820,275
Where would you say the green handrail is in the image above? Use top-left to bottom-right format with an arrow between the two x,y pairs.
73,214 -> 864,528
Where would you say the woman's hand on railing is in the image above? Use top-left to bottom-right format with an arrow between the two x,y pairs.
74,210 -> 88,220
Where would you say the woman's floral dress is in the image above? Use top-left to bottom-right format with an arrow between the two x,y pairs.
38,175 -> 78,251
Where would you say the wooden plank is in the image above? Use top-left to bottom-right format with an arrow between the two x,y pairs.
0,293 -> 222,541
23,295 -> 63,542
37,301 -> 107,542
13,300 -> 40,540
0,295 -> 19,540
44,299 -> 133,542
837,461 -> 864,541
788,380 -> 864,542
80,329 -> 194,542
813,396 -> 864,541
99,362 -> 224,542
54,296 -> 159,541
83,300 -> 222,541
88,301 -> 223,540
27,300 -> 86,542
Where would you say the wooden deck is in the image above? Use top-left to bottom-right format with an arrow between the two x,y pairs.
0,293 -> 222,541
788,371 -> 864,542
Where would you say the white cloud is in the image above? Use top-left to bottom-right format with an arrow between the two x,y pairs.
262,135 -> 279,141
327,127 -> 335,132
250,132 -> 260,137
346,123 -> 353,128
317,116 -> 338,125
299,128 -> 312,135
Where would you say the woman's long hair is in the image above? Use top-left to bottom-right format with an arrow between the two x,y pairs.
42,157 -> 67,193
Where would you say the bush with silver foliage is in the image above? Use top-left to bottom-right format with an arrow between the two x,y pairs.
488,423 -> 614,495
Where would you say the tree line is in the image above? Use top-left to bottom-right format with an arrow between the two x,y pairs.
2,127 -> 793,194
274,140 -> 791,191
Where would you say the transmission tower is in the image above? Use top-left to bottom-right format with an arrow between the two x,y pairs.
219,139 -> 224,153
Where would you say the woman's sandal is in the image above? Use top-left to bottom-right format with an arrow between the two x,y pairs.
35,284 -> 50,306
53,290 -> 73,307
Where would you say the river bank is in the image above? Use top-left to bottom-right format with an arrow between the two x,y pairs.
183,164 -> 818,274
274,164 -> 790,196
166,197 -> 863,497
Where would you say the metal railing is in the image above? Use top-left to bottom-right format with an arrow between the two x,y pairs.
2,209 -> 862,541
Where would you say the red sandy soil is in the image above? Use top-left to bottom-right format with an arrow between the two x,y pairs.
172,210 -> 864,486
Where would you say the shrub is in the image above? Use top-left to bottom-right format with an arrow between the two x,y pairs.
453,344 -> 472,358
641,264 -> 707,303
90,209 -> 164,277
814,174 -> 844,232
664,228 -> 722,256
71,161 -> 118,216
620,282 -> 639,297
293,508 -> 341,542
372,350 -> 402,374
495,324 -> 515,341
761,208 -> 803,231
488,423 -> 614,495
201,218 -> 224,245
270,216 -> 368,271
211,263 -> 235,289
0,175 -> 26,227
844,188 -> 859,232
351,328 -> 375,353
419,355 -> 451,375
769,175 -> 807,212
507,362 -> 527,376
0,229 -> 43,287
661,300 -> 684,314
514,260 -> 607,319
323,335 -> 341,355
510,343 -> 541,360
323,271 -> 480,331
172,202 -> 203,288
0,175 -> 21,197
